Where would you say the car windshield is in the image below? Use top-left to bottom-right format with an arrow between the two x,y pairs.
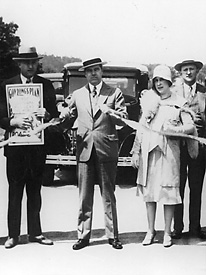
104,78 -> 136,97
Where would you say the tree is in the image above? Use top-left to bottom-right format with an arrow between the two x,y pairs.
0,17 -> 20,83
197,64 -> 206,85
40,54 -> 82,73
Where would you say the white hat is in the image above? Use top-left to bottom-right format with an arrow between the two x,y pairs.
152,65 -> 172,86
13,46 -> 43,61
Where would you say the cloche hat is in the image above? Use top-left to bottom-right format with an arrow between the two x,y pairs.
174,60 -> 203,72
152,64 -> 172,86
79,58 -> 107,71
13,46 -> 43,61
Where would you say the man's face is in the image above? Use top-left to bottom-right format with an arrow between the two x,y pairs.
180,64 -> 198,85
85,65 -> 103,86
18,59 -> 39,79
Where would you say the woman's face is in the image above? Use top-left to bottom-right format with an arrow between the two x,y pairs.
154,77 -> 170,95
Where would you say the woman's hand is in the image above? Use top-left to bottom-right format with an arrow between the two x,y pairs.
163,120 -> 182,133
131,153 -> 140,169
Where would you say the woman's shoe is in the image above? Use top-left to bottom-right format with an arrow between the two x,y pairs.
142,231 -> 156,246
163,233 -> 172,248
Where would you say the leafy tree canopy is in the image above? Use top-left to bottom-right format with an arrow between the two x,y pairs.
40,55 -> 81,73
0,17 -> 20,83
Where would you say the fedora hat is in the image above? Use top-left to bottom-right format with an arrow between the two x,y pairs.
174,60 -> 203,71
79,58 -> 107,71
13,46 -> 43,61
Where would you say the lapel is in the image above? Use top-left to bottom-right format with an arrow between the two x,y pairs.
196,82 -> 206,93
93,82 -> 111,117
83,84 -> 94,117
32,75 -> 39,83
195,83 -> 206,115
10,75 -> 22,84
177,83 -> 195,103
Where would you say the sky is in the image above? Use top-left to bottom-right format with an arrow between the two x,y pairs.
1,0 -> 206,67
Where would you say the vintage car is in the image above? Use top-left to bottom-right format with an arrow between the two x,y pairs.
40,62 -> 149,186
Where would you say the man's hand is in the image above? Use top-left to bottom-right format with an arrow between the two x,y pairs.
99,104 -> 124,118
59,107 -> 71,119
34,108 -> 50,119
99,104 -> 111,114
10,115 -> 32,129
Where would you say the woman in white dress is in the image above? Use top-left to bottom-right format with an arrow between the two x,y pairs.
131,65 -> 196,247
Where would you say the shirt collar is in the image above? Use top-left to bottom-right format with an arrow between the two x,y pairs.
89,81 -> 103,96
184,82 -> 196,96
20,74 -> 33,84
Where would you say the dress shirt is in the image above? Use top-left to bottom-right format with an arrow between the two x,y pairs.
183,82 -> 196,100
20,74 -> 33,84
89,82 -> 103,113
89,81 -> 103,97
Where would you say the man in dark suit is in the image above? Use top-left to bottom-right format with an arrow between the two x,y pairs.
61,58 -> 128,250
172,60 -> 206,239
0,46 -> 59,248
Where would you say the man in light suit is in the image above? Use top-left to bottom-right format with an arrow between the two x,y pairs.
172,60 -> 206,239
0,46 -> 59,248
61,58 -> 128,250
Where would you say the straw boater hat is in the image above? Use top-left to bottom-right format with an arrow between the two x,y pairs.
79,58 -> 107,71
174,60 -> 203,72
13,46 -> 43,61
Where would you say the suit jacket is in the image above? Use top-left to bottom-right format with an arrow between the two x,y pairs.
0,74 -> 59,159
172,82 -> 206,137
67,82 -> 128,162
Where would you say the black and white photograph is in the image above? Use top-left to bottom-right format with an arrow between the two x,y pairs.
0,0 -> 206,275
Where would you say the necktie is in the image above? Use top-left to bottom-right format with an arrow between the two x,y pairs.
26,78 -> 32,83
91,86 -> 98,113
92,86 -> 97,98
187,86 -> 193,103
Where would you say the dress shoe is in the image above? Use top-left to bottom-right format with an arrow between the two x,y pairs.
5,237 -> 19,249
171,230 -> 182,239
142,231 -> 156,246
72,239 -> 89,250
29,235 -> 53,245
108,238 -> 123,249
189,230 -> 206,239
163,233 -> 172,248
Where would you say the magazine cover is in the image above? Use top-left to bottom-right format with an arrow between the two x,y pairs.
6,83 -> 44,145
